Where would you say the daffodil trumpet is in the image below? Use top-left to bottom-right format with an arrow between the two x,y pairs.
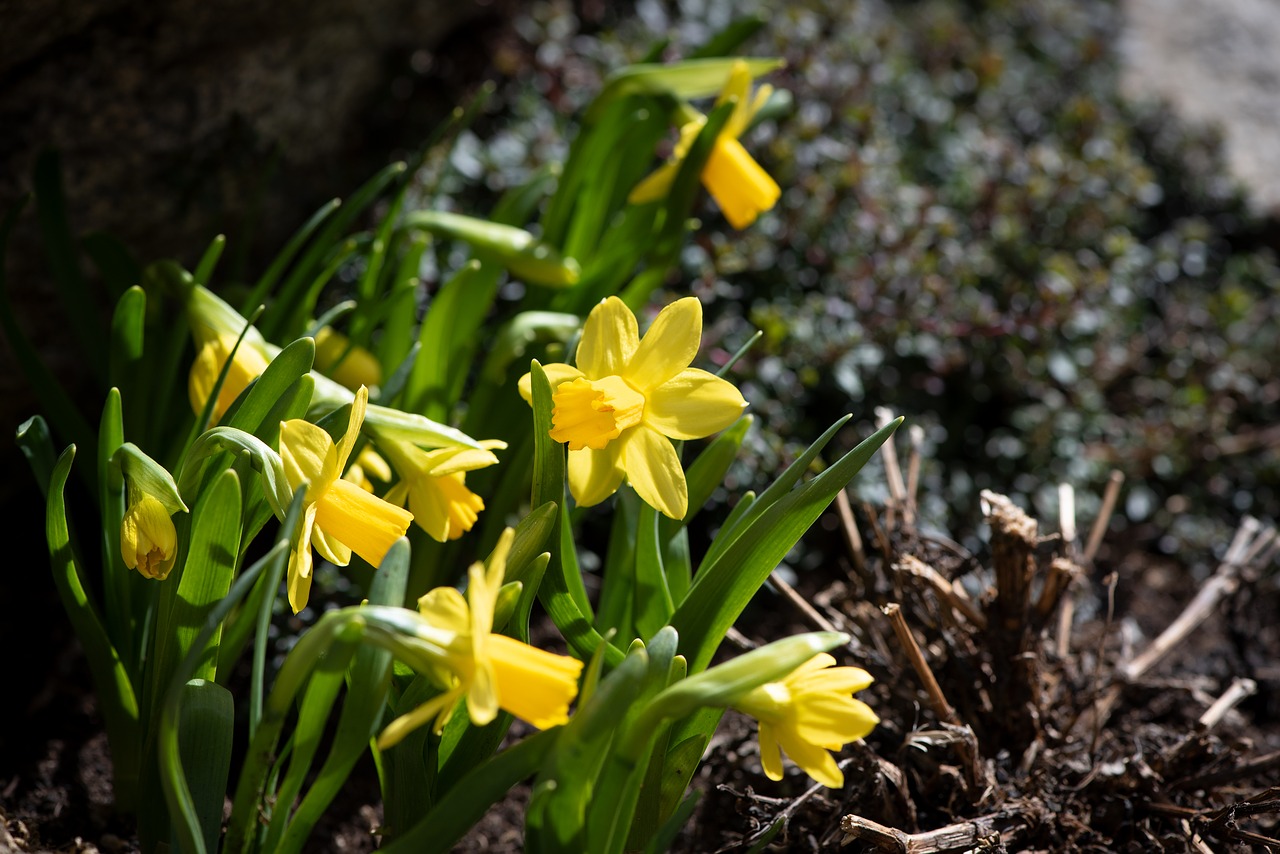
376,529 -> 583,748
278,386 -> 414,613
630,59 -> 781,229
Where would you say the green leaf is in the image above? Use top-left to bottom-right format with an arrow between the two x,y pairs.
16,415 -> 57,500
595,488 -> 639,641
381,729 -> 559,854
275,540 -> 410,854
173,679 -> 234,854
46,446 -> 141,810
588,57 -> 783,123
109,286 -> 146,395
529,361 -> 620,666
171,468 -> 242,683
644,789 -> 701,854
688,17 -> 767,58
408,259 -> 488,421
526,646 -> 649,853
223,335 -> 316,436
405,210 -> 581,288
633,502 -> 674,640
98,390 -> 133,665
241,198 -> 341,316
673,418 -> 901,672
193,234 -> 226,287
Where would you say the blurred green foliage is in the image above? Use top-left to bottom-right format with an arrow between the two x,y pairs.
439,0 -> 1280,567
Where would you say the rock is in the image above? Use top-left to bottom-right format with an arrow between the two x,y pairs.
1120,0 -> 1280,213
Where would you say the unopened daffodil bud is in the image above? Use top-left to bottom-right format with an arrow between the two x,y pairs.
112,443 -> 188,581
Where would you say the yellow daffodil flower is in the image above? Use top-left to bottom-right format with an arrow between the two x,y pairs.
519,296 -> 747,519
377,529 -> 583,748
188,332 -> 271,422
732,653 -> 879,788
121,493 -> 179,580
629,60 -> 781,229
279,386 -> 414,613
314,326 -> 383,391
345,445 -> 393,493
380,437 -> 506,542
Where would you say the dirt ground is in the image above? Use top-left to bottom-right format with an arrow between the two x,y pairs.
6,483 -> 1278,852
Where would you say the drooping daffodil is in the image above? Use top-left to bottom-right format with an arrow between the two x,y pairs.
732,653 -> 879,788
121,494 -> 180,580
377,529 -> 583,748
629,59 -> 781,229
279,386 -> 414,613
379,436 -> 506,542
519,296 -> 747,519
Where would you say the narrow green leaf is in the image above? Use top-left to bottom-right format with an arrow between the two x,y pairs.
109,286 -> 146,393
644,789 -> 701,854
98,389 -> 133,664
673,418 -> 901,672
193,234 -> 226,286
173,679 -> 234,854
408,259 -> 488,420
46,446 -> 141,810
242,198 -> 341,316
588,57 -> 782,123
633,502 -> 673,640
275,540 -> 410,854
595,488 -> 639,640
529,361 -> 619,665
405,210 -> 581,288
223,335 -> 316,436
382,729 -> 559,854
171,468 -> 242,682
16,415 -> 57,500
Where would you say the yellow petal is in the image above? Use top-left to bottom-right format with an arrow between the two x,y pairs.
280,419 -> 338,497
758,721 -> 784,782
566,444 -> 626,508
311,520 -> 353,567
628,160 -> 681,205
518,363 -> 584,405
287,503 -> 318,613
335,386 -> 369,471
488,634 -> 583,729
419,446 -> 501,477
793,696 -> 879,747
354,446 -> 393,482
467,560 -> 500,643
794,663 -> 875,696
624,297 -> 703,392
644,368 -> 747,440
120,494 -> 178,580
621,425 -> 688,520
377,687 -> 463,749
701,137 -> 780,230
408,472 -> 485,542
577,297 -> 640,379
313,478 -> 412,568
315,327 -> 383,390
776,728 -> 844,788
417,586 -> 472,635
188,334 -> 269,421
467,659 -> 500,727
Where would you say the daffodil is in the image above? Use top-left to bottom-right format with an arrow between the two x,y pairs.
377,529 -> 583,748
519,296 -> 747,519
116,446 -> 189,581
345,445 -> 393,493
188,332 -> 271,422
121,494 -> 179,580
629,60 -> 780,229
314,326 -> 383,391
379,436 -> 506,542
732,653 -> 879,788
279,386 -> 414,613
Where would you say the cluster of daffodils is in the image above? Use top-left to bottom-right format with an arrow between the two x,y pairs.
30,59 -> 901,854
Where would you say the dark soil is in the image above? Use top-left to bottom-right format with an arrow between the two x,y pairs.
8,485 -> 1277,852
